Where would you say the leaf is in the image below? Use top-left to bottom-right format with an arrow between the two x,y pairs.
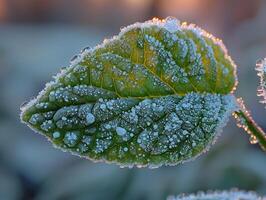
167,190 -> 264,200
20,17 -> 238,168
256,58 -> 266,106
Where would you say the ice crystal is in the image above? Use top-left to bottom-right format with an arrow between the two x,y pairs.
256,58 -> 266,105
21,17 -> 238,167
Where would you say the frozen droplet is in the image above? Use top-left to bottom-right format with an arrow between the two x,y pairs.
81,46 -> 90,53
40,120 -> 55,132
86,113 -> 95,124
70,54 -> 82,66
164,17 -> 180,33
29,113 -> 44,125
52,131 -> 61,139
116,127 -> 127,136
249,135 -> 258,144
86,127 -> 96,134
105,124 -> 111,129
153,124 -> 158,129
222,67 -> 229,75
20,100 -> 30,109
70,55 -> 79,63
100,104 -> 107,110
82,136 -> 92,145
63,131 -> 79,147
78,143 -> 89,153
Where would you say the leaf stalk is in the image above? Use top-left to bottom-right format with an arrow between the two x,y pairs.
233,98 -> 266,151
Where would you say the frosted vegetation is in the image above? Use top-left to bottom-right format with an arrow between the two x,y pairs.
168,190 -> 265,200
20,17 -> 265,168
256,58 -> 266,105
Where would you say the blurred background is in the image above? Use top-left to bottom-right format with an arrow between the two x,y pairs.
0,0 -> 266,199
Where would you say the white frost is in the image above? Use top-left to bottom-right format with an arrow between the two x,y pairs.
163,17 -> 180,33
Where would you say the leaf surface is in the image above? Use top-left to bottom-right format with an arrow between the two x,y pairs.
21,17 -> 238,167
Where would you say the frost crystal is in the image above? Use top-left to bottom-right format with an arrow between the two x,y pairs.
256,58 -> 266,105
116,127 -> 127,136
64,131 -> 79,147
52,131 -> 61,139
20,17 -> 238,167
163,17 -> 180,33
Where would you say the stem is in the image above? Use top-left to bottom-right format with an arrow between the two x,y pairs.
233,98 -> 266,151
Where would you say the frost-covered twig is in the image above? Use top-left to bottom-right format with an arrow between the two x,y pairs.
233,100 -> 266,151
256,58 -> 266,105
168,190 -> 265,200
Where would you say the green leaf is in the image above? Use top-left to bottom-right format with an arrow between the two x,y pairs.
20,17 -> 238,168
168,190 -> 264,200
256,58 -> 266,106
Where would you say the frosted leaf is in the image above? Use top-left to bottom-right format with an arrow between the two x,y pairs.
168,190 -> 265,200
256,58 -> 266,105
21,17 -> 238,167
